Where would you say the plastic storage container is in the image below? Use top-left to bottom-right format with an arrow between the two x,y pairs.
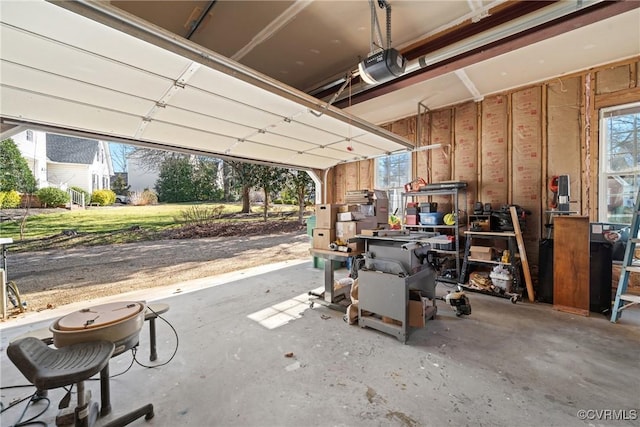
489,271 -> 513,292
419,212 -> 444,225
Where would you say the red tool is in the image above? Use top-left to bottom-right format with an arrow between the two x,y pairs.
404,177 -> 427,192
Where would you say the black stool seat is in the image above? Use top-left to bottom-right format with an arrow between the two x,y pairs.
7,337 -> 114,391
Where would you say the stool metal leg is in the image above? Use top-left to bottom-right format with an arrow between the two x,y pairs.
100,365 -> 111,417
74,382 -> 98,427
101,403 -> 154,427
149,318 -> 157,361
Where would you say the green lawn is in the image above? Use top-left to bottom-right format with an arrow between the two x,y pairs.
0,203 -> 298,243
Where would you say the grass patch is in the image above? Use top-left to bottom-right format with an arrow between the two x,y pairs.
1,203 -> 301,251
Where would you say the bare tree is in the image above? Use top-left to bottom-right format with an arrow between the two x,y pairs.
130,147 -> 185,173
109,143 -> 135,172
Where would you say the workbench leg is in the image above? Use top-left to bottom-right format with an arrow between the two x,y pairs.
324,260 -> 334,303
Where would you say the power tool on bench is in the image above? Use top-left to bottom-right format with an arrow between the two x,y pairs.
329,239 -> 352,252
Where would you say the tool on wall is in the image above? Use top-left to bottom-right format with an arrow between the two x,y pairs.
404,177 -> 427,192
549,175 -> 559,208
549,175 -> 570,210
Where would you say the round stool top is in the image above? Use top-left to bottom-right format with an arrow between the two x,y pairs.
145,303 -> 170,319
57,301 -> 143,331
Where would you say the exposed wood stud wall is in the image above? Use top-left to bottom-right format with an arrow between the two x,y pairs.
429,110 -> 453,210
584,72 -> 594,218
453,102 -> 479,215
480,95 -> 509,207
323,56 -> 640,269
511,86 -> 543,250
547,76 -> 582,218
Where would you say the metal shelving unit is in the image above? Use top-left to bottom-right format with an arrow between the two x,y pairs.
400,185 -> 467,283
458,230 -> 523,303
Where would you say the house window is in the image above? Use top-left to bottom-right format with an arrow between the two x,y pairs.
599,102 -> 640,224
374,152 -> 412,215
26,130 -> 33,141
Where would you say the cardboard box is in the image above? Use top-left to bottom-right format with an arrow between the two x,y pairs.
312,228 -> 335,249
337,204 -> 360,213
408,301 -> 425,328
335,218 -> 378,240
316,204 -> 339,229
409,290 -> 425,328
337,212 -> 354,222
333,278 -> 353,300
375,201 -> 389,224
470,245 -> 495,261
337,211 -> 368,222
346,241 -> 365,253
373,190 -> 389,223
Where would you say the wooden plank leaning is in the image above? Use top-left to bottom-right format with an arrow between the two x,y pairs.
510,206 -> 535,302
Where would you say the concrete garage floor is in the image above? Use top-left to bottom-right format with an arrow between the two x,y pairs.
1,260 -> 639,427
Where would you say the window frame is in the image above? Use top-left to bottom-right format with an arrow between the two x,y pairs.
374,152 -> 412,215
598,102 -> 640,224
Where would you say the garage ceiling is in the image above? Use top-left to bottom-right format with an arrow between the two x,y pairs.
1,0 -> 639,170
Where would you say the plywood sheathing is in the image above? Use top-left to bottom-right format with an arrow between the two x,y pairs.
512,87 -> 542,263
546,77 -> 582,218
430,109 -> 453,211
594,61 -> 640,110
454,101 -> 479,215
480,95 -> 509,208
596,63 -> 635,94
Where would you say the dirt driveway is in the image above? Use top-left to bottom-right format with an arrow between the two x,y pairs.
5,229 -> 311,316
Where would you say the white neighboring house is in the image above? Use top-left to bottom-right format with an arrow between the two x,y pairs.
12,129 -> 48,188
13,130 -> 113,193
126,153 -> 159,193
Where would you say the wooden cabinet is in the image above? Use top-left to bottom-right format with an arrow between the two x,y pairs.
553,216 -> 590,316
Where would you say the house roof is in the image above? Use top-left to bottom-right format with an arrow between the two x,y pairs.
46,134 -> 99,165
